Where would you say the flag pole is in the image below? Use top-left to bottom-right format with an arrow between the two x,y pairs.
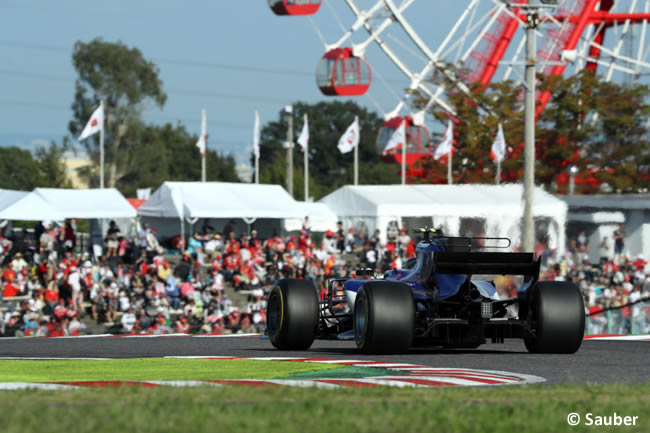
255,153 -> 259,184
99,100 -> 105,189
354,116 -> 359,185
201,108 -> 207,183
496,160 -> 501,185
447,149 -> 452,185
304,115 -> 309,200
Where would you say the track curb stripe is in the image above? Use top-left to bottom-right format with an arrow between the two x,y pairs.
0,356 -> 546,390
584,334 -> 650,341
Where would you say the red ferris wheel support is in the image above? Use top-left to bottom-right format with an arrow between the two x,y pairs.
470,0 -> 650,119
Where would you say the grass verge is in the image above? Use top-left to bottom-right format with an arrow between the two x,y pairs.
1,383 -> 648,433
0,358 -> 342,382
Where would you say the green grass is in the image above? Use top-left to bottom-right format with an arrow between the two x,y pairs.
0,358 -> 342,382
1,384 -> 648,433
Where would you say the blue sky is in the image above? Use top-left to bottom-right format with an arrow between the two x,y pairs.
1,1 -> 480,165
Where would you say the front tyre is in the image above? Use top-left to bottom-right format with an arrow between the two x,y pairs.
524,281 -> 585,354
268,279 -> 319,350
354,281 -> 415,354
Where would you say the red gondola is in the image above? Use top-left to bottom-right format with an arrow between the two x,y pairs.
376,116 -> 431,165
268,0 -> 321,16
316,48 -> 371,96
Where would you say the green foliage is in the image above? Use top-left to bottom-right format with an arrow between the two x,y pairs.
35,139 -> 73,189
415,69 -> 650,192
0,147 -> 44,190
0,143 -> 71,191
418,79 -> 525,184
114,122 -> 240,197
256,100 -> 399,200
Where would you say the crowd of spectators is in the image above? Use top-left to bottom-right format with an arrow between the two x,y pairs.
0,219 -> 648,338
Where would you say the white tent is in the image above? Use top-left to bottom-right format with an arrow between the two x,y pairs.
138,182 -> 333,239
0,189 -> 28,211
138,182 -> 306,219
33,188 -> 136,219
320,184 -> 567,255
0,190 -> 66,221
284,202 -> 339,232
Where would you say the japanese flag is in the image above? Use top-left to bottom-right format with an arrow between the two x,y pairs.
253,111 -> 260,159
433,120 -> 454,160
78,104 -> 104,141
196,109 -> 207,155
382,120 -> 405,155
490,123 -> 507,162
297,114 -> 309,152
337,116 -> 359,154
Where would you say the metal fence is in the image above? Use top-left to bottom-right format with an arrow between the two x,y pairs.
586,299 -> 650,335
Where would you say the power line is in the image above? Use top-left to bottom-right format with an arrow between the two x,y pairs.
0,99 -> 252,130
0,69 -> 293,106
0,39 -> 405,82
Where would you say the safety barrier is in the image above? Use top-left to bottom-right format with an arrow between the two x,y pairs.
586,298 -> 650,335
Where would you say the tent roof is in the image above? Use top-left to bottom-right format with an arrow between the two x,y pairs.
0,191 -> 66,221
320,184 -> 566,218
138,182 -> 306,219
561,194 -> 650,210
0,189 -> 28,211
33,188 -> 136,219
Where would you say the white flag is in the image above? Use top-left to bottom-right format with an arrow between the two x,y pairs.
78,104 -> 104,141
136,188 -> 151,200
491,123 -> 507,162
196,109 -> 207,155
297,114 -> 309,152
253,111 -> 260,159
382,121 -> 406,155
337,117 -> 359,154
433,120 -> 454,160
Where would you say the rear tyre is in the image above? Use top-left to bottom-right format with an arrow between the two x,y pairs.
267,279 -> 319,350
524,281 -> 585,354
354,281 -> 415,354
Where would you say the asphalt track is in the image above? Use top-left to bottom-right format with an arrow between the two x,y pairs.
0,336 -> 647,385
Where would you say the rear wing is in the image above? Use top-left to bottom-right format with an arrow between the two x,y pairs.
434,252 -> 540,277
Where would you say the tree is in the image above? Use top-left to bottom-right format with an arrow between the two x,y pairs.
0,143 -> 72,190
113,122 -> 239,197
69,38 -> 167,188
255,101 -> 399,200
0,147 -> 43,190
35,139 -> 73,188
416,78 -> 525,184
414,69 -> 650,192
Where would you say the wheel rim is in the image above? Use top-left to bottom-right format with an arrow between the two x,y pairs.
354,293 -> 367,346
267,291 -> 282,337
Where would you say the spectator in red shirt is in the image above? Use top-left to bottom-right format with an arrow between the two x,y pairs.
3,263 -> 16,283
44,280 -> 59,306
3,281 -> 20,297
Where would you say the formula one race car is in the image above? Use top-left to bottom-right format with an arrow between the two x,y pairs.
267,228 -> 585,354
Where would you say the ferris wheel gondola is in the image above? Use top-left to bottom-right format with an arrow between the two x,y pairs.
268,0 -> 321,16
376,115 -> 431,164
316,48 -> 372,96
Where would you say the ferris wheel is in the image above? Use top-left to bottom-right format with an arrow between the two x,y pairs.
269,0 -> 650,167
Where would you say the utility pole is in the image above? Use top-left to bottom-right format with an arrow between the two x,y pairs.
522,4 -> 539,253
285,105 -> 294,197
